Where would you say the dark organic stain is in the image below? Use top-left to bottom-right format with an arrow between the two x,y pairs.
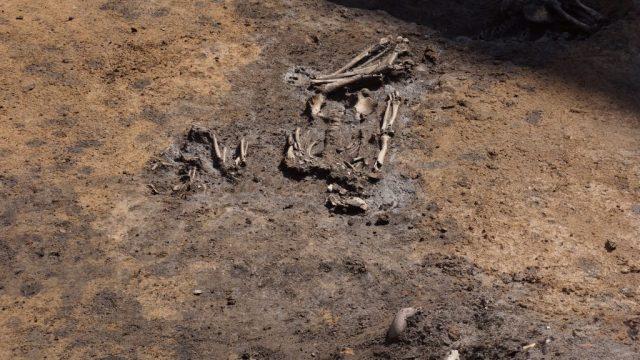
26,139 -> 46,148
131,78 -> 151,90
141,105 -> 169,125
1,205 -> 17,227
68,139 -> 103,154
20,281 -> 43,297
152,7 -> 170,17
99,0 -> 141,20
343,257 -> 367,275
525,110 -> 543,125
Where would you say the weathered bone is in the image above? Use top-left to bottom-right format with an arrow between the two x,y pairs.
570,0 -> 604,21
286,133 -> 296,160
306,140 -> 318,158
374,134 -> 391,172
212,133 -> 223,163
307,93 -> 326,118
547,0 -> 592,32
312,37 -> 411,94
317,74 -> 382,94
381,90 -> 400,133
327,37 -> 391,76
327,194 -> 368,213
354,90 -> 376,118
386,307 -> 419,343
234,137 -> 248,167
293,128 -> 302,151
374,90 -> 401,172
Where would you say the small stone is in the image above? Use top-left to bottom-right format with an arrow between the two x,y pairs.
21,83 -> 35,92
605,240 -> 617,252
193,289 -> 203,295
375,213 -> 390,226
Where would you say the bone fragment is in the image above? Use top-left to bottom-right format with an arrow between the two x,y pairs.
444,350 -> 460,360
355,90 -> 376,117
293,128 -> 302,151
374,134 -> 390,172
286,134 -> 296,160
327,194 -> 368,213
327,37 -> 391,76
240,138 -> 248,163
547,0 -> 592,32
308,93 -> 326,117
386,307 -> 419,343
212,133 -> 223,162
317,74 -> 381,94
571,0 -> 604,21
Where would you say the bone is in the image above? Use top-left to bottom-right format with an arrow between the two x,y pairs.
306,140 -> 318,158
386,307 -> 419,343
381,90 -> 400,134
571,0 -> 604,21
317,74 -> 382,94
327,37 -> 391,76
312,37 -> 411,94
327,194 -> 368,213
286,134 -> 296,160
374,134 -> 391,172
212,133 -> 223,162
444,350 -> 460,360
354,90 -> 376,118
307,93 -> 326,118
240,138 -> 248,163
547,0 -> 593,32
293,128 -> 302,151
234,138 -> 248,167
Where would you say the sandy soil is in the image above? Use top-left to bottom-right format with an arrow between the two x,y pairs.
1,0 -> 640,358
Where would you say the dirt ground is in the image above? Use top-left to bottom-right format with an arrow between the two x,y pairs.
1,0 -> 640,358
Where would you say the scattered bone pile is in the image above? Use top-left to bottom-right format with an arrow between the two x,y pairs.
149,125 -> 248,194
283,36 -> 414,214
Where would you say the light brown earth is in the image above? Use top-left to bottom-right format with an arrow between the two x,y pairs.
1,0 -> 640,358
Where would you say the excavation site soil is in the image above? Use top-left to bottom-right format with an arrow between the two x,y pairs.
2,1 -> 640,358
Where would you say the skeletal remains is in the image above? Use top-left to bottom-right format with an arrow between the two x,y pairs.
284,36 -> 412,213
310,36 -> 412,95
150,125 -> 249,193
501,0 -> 605,33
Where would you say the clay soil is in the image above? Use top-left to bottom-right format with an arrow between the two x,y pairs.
1,1 -> 640,359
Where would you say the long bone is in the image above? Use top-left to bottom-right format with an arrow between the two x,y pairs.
327,37 -> 391,76
545,0 -> 592,32
311,37 -> 410,94
213,133 -> 248,169
375,91 -> 401,171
